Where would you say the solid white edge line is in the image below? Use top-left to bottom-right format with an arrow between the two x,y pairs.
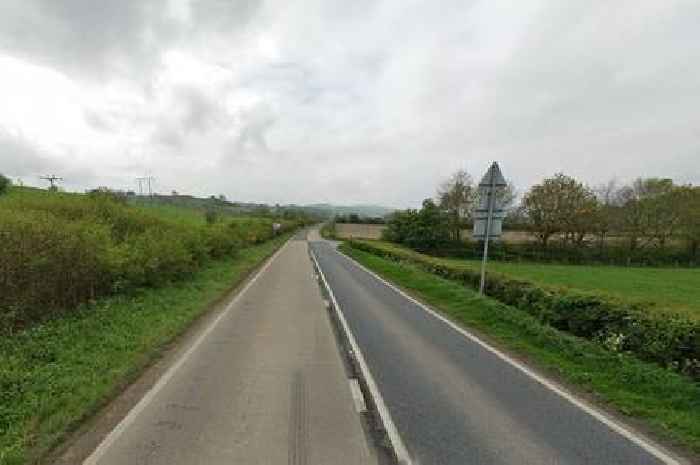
83,239 -> 292,465
309,248 -> 413,465
335,246 -> 684,465
348,378 -> 368,414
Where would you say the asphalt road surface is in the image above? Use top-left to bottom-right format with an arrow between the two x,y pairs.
309,238 -> 678,465
82,233 -> 377,465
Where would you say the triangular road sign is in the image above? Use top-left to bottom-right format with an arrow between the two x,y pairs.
478,162 -> 507,187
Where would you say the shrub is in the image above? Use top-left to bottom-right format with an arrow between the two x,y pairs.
0,190 -> 298,332
204,209 -> 219,225
348,240 -> 700,380
383,199 -> 455,250
203,223 -> 242,258
109,228 -> 195,288
0,211 -> 113,330
0,174 -> 10,195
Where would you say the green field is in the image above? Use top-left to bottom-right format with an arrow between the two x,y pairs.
363,241 -> 700,319
4,187 -> 275,228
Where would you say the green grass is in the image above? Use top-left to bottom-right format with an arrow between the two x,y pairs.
130,201 -> 276,228
361,241 -> 700,319
0,233 -> 291,465
3,187 -> 275,229
341,245 -> 700,455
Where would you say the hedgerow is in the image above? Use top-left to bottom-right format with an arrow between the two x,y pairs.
347,240 -> 700,380
0,190 -> 298,332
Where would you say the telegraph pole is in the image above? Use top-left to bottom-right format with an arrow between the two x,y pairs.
40,174 -> 63,190
135,177 -> 145,195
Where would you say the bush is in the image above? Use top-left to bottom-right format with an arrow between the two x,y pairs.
0,211 -> 113,329
204,209 -> 219,225
0,190 -> 299,332
348,240 -> 700,380
108,228 -> 196,288
383,199 -> 456,250
0,174 -> 10,195
403,240 -> 699,268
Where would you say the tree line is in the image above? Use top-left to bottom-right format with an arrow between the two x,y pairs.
384,169 -> 700,265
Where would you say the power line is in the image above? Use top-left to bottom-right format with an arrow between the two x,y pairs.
135,176 -> 155,197
40,174 -> 63,189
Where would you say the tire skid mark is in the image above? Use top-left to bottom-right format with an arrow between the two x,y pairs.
288,370 -> 309,465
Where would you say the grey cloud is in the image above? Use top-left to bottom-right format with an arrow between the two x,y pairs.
152,85 -> 229,149
0,0 -> 262,80
175,86 -> 223,132
234,102 -> 276,154
0,0 -> 174,79
83,109 -> 114,132
0,129 -> 57,177
0,130 -> 98,190
2,0 -> 700,206
190,0 -> 263,35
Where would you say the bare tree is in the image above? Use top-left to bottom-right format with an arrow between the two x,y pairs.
592,178 -> 621,248
436,169 -> 476,241
616,178 -> 680,250
495,181 -> 517,212
677,186 -> 700,258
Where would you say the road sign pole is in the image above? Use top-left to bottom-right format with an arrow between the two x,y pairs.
479,171 -> 496,295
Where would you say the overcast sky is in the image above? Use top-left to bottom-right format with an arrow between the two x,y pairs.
1,0 -> 699,207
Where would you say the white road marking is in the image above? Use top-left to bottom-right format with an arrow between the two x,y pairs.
334,246 -> 684,465
83,240 -> 291,465
348,378 -> 367,413
310,248 -> 413,465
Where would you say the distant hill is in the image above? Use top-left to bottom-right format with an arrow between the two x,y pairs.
296,203 -> 395,219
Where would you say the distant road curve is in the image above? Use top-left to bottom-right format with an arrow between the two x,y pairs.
309,238 -> 683,465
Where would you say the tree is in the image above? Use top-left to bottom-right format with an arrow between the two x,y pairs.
521,173 -> 597,248
437,169 -> 476,241
676,186 -> 700,259
497,181 -> 517,212
383,199 -> 452,250
616,178 -> 680,250
0,173 -> 10,195
592,179 -> 621,248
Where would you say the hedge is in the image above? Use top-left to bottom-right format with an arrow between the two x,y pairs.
347,240 -> 700,380
0,191 -> 299,332
410,241 -> 699,268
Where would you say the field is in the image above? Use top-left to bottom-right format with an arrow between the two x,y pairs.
333,223 -> 537,243
361,241 -> 700,320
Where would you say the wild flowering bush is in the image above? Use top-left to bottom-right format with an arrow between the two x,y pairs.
0,190 -> 298,332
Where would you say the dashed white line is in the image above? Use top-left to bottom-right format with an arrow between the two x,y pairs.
348,379 -> 367,414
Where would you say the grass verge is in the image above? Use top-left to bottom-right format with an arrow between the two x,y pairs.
340,244 -> 700,456
0,233 -> 291,465
358,241 -> 700,319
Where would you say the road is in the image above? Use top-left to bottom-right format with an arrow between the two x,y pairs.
309,238 -> 679,465
81,232 -> 377,465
